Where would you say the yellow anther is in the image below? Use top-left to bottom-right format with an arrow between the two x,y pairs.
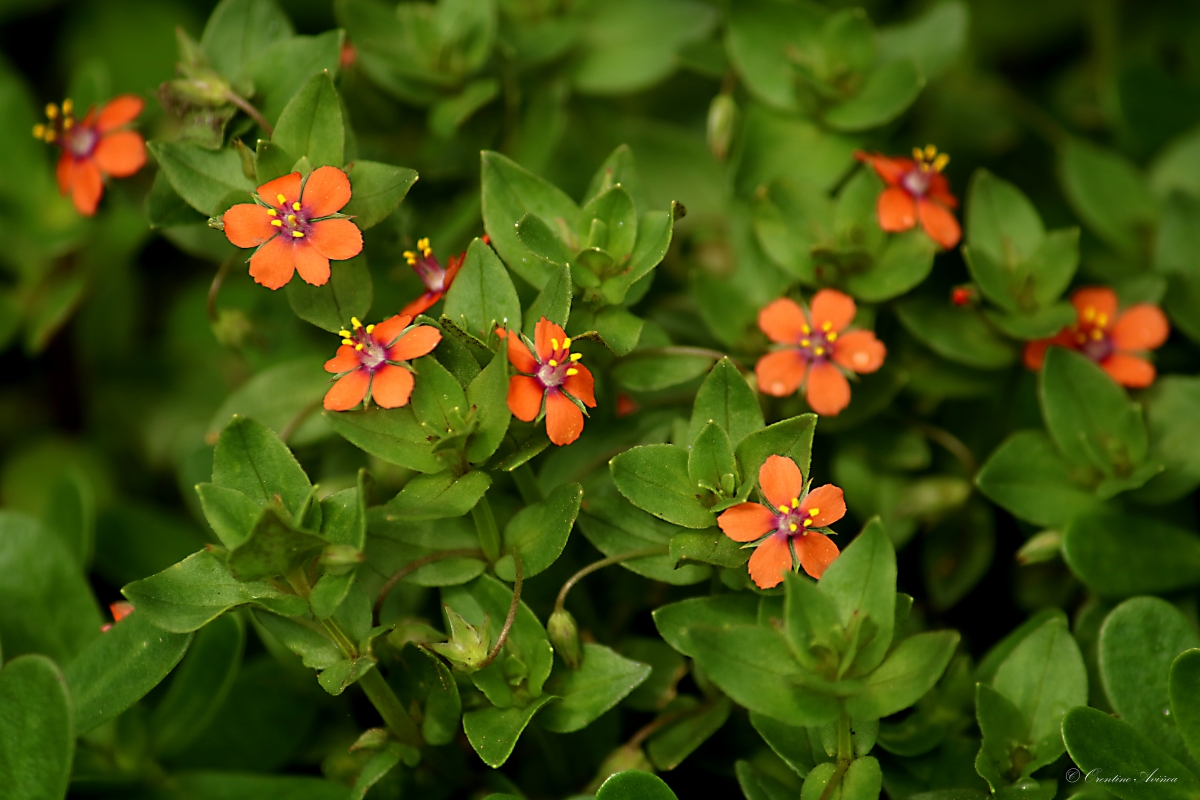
423,247 -> 432,257
271,220 -> 282,227
562,337 -> 571,349
1083,306 -> 1095,322
366,324 -> 375,333
570,352 -> 582,361
62,118 -> 73,130
44,130 -> 56,142
45,103 -> 58,119
789,523 -> 798,532
814,347 -> 825,356
800,339 -> 810,347
800,324 -> 811,334
1096,313 -> 1109,326
566,368 -> 579,376
287,214 -> 296,224
62,99 -> 73,114
32,123 -> 45,139
355,343 -> 364,351
342,338 -> 354,346
268,208 -> 277,216
417,237 -> 430,251
551,338 -> 559,350
292,231 -> 305,238
339,330 -> 351,338
292,202 -> 301,211
932,153 -> 950,172
912,146 -> 924,161
277,194 -> 287,204
809,508 -> 819,516
822,321 -> 832,331
925,144 -> 938,159
351,317 -> 362,328
1091,329 -> 1103,340
828,331 -> 838,342
548,359 -> 558,367
803,518 -> 813,527
778,504 -> 790,513
791,498 -> 800,508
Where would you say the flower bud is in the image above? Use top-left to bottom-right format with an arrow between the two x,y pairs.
707,94 -> 738,161
320,543 -> 365,575
548,608 -> 582,669
350,727 -> 389,752
1017,530 -> 1063,565
428,607 -> 490,672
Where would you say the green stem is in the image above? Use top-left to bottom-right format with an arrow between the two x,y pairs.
554,547 -> 669,614
836,712 -> 852,763
472,495 -> 501,563
512,463 -> 543,505
476,550 -> 523,671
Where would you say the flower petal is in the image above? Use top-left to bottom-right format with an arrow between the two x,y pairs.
545,389 -> 584,446
223,203 -> 278,248
56,153 -> 74,196
810,289 -> 857,333
96,94 -> 144,132
370,364 -> 415,408
800,484 -> 846,528
758,297 -> 809,344
747,535 -> 792,589
805,361 -> 851,416
794,531 -> 839,580
248,235 -> 296,290
535,318 -> 569,362
325,345 -> 360,374
1101,354 -> 1156,388
917,198 -> 962,249
1023,337 -> 1053,371
388,325 -> 442,361
256,172 -> 302,207
93,131 -> 145,177
1111,304 -> 1169,351
293,240 -> 331,286
927,172 -> 958,208
307,218 -> 363,261
324,369 -> 370,411
400,292 -> 441,318
855,151 -> 913,186
1070,287 -> 1118,325
302,165 -> 352,217
755,349 -> 807,397
718,503 -> 776,543
444,252 -> 465,287
71,159 -> 103,216
759,454 -> 804,511
832,330 -> 886,374
372,314 -> 413,346
563,363 -> 596,408
507,375 -> 544,421
877,186 -> 917,232
507,330 -> 540,373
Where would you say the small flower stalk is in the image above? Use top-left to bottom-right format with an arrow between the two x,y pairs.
504,318 -> 597,446
323,315 -> 442,411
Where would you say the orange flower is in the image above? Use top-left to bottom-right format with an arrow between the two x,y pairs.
504,318 -> 597,446
755,289 -> 886,416
323,314 -> 442,411
400,237 -> 465,317
717,454 -> 844,589
855,145 -> 960,249
222,167 -> 363,290
34,96 -> 146,216
1023,286 -> 1169,388
100,600 -> 135,633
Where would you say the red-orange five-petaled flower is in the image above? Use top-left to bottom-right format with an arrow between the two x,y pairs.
1024,286 -> 1169,388
223,167 -> 364,290
718,455 -> 845,589
400,237 -> 464,317
504,318 -> 597,446
755,289 -> 886,416
856,145 -> 961,249
323,315 -> 442,411
35,96 -> 146,216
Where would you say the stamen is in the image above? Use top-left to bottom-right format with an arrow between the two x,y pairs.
45,103 -> 58,119
932,153 -> 949,172
268,209 -> 277,216
827,331 -> 838,342
292,202 -> 301,211
342,338 -> 354,346
822,321 -> 832,331
417,237 -> 430,251
352,318 -> 362,328
61,99 -> 73,115
912,146 -> 924,161
809,508 -> 819,516
1096,313 -> 1109,326
778,504 -> 790,513
339,330 -> 351,337
32,123 -> 45,139
44,130 -> 56,142
1083,306 -> 1095,322
570,353 -> 582,361
789,523 -> 797,532
800,339 -> 810,347
800,324 -> 811,334
814,347 -> 825,356
803,519 -> 813,527
62,118 -> 73,130
277,194 -> 287,204
1091,330 -> 1103,340
924,144 -> 937,160
551,338 -> 559,350
562,337 -> 571,349
287,214 -> 296,224
566,368 -> 578,376
548,359 -> 558,367
366,324 -> 375,333
292,231 -> 304,238
355,343 -> 364,351
791,498 -> 799,508
271,220 -> 282,227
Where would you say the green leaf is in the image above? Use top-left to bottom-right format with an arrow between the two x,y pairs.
1133,376 -> 1200,503
687,357 -> 764,447
966,170 -> 1045,281
43,470 -> 94,570
612,350 -> 716,391
647,697 -> 732,770
1169,649 -> 1200,766
844,630 -> 960,720
1063,707 -> 1200,800
601,207 -> 675,305
496,482 -> 583,580
824,58 -> 925,132
653,594 -> 759,656
149,141 -> 256,216
524,263 -> 573,333
1063,510 -> 1200,596
212,415 -> 312,523
515,212 -> 574,266
463,693 -> 557,768
688,422 -> 737,497
392,644 -> 462,746
207,358 -> 334,446
1040,348 -> 1148,474
167,773 -> 353,799
317,655 -> 377,696
669,530 -> 749,570
122,550 -> 308,633
726,0 -> 825,111
481,150 -> 580,289
577,491 -> 711,585
983,302 -> 1077,340
975,683 -> 1030,789
201,0 -> 294,88
286,254 -> 373,333
151,613 -> 245,756
736,414 -> 818,485
320,474 -> 367,550
783,571 -> 844,672
539,643 -> 651,732
1099,596 -> 1200,771
273,71 -> 344,168
1060,138 -> 1159,257
976,608 -> 1069,685
976,430 -> 1103,527
367,512 -> 486,588
739,759 -> 800,800
610,444 -> 717,529
0,512 -> 102,664
894,297 -> 1016,369
341,160 -> 417,231
596,771 -> 680,800
430,77 -> 500,138
444,238 -> 523,340
0,655 -> 73,800
877,2 -> 968,80
818,520 -> 897,674
249,30 -> 344,125
465,348 -> 511,464
382,471 -> 492,521
751,711 -> 816,777
227,507 -> 328,582
325,407 -> 446,474
843,229 -> 938,302
64,611 -> 192,734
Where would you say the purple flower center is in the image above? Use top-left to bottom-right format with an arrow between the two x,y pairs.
268,193 -> 313,241
1078,331 -> 1115,363
405,239 -> 446,292
793,325 -> 837,363
902,167 -> 932,197
773,503 -> 816,538
538,361 -> 568,389
346,327 -> 389,372
63,126 -> 99,158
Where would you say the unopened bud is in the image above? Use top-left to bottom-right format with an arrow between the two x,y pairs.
350,727 -> 389,752
1017,530 -> 1062,565
707,94 -> 738,161
585,744 -> 655,794
548,608 -> 582,669
428,607 -> 490,672
320,543 -> 364,575
233,139 -> 256,181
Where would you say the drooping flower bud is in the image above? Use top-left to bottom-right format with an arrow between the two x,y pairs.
707,94 -> 738,161
428,607 -> 490,672
548,607 -> 582,669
